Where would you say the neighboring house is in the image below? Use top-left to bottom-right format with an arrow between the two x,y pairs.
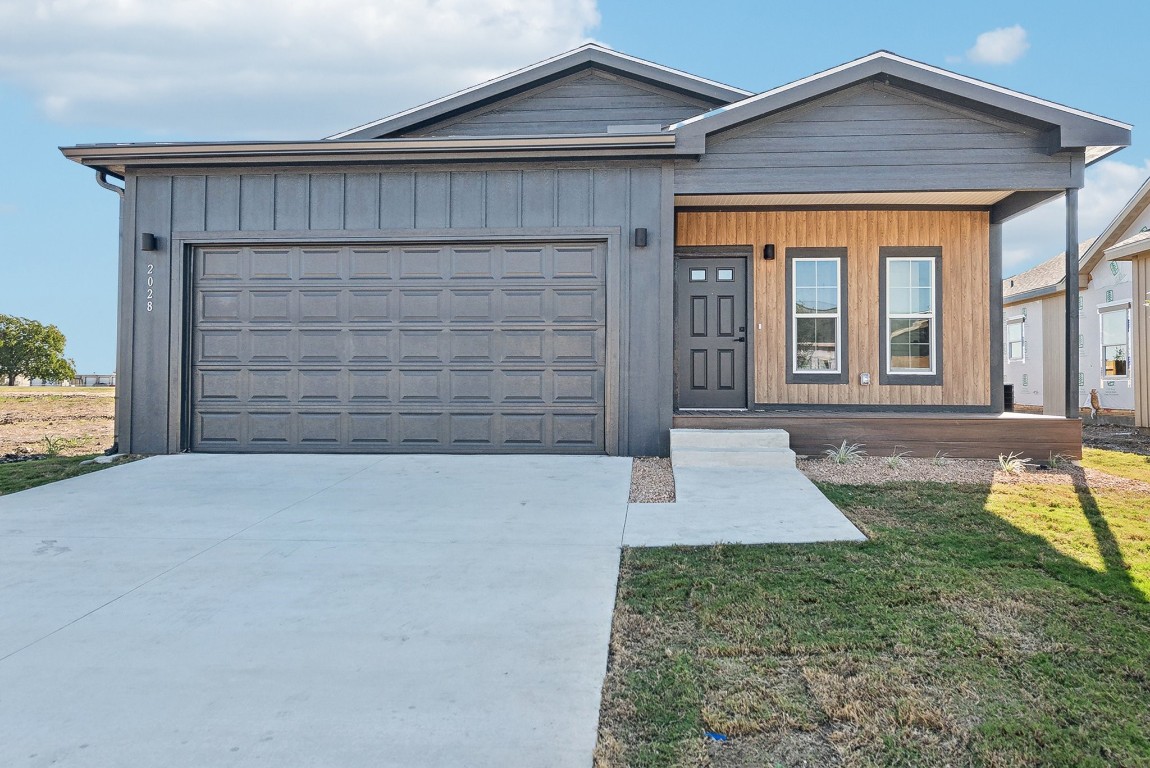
74,374 -> 116,387
7,376 -> 72,387
61,45 -> 1131,457
1003,176 -> 1150,422
1105,227 -> 1150,427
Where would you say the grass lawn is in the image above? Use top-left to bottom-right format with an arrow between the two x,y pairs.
0,455 -> 126,496
597,457 -> 1150,767
1081,447 -> 1150,485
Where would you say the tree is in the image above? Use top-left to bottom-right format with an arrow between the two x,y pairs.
0,314 -> 77,386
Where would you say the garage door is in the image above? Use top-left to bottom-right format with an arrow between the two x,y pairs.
190,242 -> 607,453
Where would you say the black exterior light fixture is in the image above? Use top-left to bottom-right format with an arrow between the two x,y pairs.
763,243 -> 776,261
634,227 -> 648,247
140,233 -> 158,251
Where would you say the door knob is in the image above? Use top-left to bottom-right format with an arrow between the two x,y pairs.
735,337 -> 746,342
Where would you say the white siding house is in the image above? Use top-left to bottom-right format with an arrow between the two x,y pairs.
1003,176 -> 1150,419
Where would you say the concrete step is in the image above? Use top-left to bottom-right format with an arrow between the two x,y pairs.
670,428 -> 791,451
672,447 -> 797,469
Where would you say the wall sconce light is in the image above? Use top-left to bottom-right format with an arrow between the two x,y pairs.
634,227 -> 648,248
762,243 -> 775,261
140,233 -> 158,251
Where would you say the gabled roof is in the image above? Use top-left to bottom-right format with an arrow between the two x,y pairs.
670,51 -> 1131,162
1079,174 -> 1150,275
1106,229 -> 1150,260
328,43 -> 751,141
1003,240 -> 1096,305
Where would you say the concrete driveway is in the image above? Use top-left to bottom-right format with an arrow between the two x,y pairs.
0,454 -> 632,768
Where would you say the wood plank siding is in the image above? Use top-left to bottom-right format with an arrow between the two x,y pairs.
404,70 -> 718,137
676,209 -> 992,406
675,82 -> 1078,194
1133,254 -> 1150,427
1040,295 -> 1067,415
672,411 -> 1081,459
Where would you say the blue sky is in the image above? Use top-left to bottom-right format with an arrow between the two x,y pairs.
0,0 -> 1145,372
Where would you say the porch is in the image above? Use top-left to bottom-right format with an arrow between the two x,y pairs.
671,410 -> 1082,460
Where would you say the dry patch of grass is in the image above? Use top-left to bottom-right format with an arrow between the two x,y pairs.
0,387 -> 115,457
597,476 -> 1150,767
1081,446 -> 1150,485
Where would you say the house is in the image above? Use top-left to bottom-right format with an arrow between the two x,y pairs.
1003,176 -> 1149,424
74,374 -> 117,387
61,45 -> 1131,458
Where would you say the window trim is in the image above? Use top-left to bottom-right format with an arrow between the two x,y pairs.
785,247 -> 849,384
1006,316 -> 1025,363
1099,302 -> 1131,379
878,246 -> 943,386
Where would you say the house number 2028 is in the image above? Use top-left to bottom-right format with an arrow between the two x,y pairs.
145,263 -> 154,312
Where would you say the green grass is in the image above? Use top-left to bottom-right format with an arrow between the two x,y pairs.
597,478 -> 1150,768
1081,447 -> 1150,485
0,455 -> 123,495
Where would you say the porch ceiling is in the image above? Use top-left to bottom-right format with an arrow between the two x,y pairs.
674,190 -> 1013,208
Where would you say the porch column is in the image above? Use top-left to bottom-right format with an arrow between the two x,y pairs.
1064,188 -> 1080,418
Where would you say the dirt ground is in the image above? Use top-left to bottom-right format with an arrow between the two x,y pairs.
1083,423 -> 1150,456
0,387 -> 116,457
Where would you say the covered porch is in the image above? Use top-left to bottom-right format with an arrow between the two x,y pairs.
672,409 -> 1082,459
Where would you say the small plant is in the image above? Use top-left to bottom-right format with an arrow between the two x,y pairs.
932,450 -> 950,466
42,436 -> 65,457
1048,452 -> 1073,469
884,450 -> 910,469
998,451 -> 1031,475
824,441 -> 866,465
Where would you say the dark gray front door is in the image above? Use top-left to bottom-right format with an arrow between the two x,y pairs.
675,257 -> 748,409
189,242 -> 607,453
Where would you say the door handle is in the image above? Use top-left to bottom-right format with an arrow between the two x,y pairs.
735,337 -> 746,343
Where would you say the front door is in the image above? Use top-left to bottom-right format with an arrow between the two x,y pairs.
675,256 -> 748,409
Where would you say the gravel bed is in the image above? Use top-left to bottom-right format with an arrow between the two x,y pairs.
799,455 -> 1150,493
628,457 -> 676,503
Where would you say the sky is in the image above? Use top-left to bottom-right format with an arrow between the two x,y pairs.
0,0 -> 1145,373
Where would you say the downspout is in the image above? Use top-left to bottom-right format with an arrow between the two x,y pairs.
93,168 -> 125,454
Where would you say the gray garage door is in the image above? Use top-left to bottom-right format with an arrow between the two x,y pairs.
190,242 -> 606,453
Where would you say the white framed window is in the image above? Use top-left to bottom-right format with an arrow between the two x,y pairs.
885,257 -> 936,375
792,257 -> 842,373
1100,304 -> 1131,378
1006,317 -> 1025,362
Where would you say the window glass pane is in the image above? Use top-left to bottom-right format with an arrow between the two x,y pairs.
716,268 -> 734,282
913,286 -> 933,314
889,259 -> 910,290
913,259 -> 933,287
795,287 -> 817,313
1007,323 -> 1023,343
889,285 -> 911,315
689,268 -> 706,282
795,317 -> 838,371
794,260 -> 817,288
1101,309 -> 1127,345
890,318 -> 932,371
816,286 -> 838,314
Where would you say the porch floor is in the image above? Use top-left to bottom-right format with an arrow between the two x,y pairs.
671,410 -> 1082,460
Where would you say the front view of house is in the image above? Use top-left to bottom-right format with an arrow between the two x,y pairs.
63,45 -> 1131,458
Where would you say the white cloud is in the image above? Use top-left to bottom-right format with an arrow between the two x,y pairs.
0,0 -> 599,139
966,25 -> 1030,65
1003,157 -> 1150,276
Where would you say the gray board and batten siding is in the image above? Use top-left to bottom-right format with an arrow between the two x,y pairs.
398,70 -> 721,138
123,164 -> 670,456
674,81 -> 1084,195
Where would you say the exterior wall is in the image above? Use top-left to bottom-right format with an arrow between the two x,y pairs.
403,70 -> 717,137
1003,298 -> 1043,407
675,82 -> 1080,194
121,162 -> 672,456
676,209 -> 991,407
1040,296 -> 1066,415
1078,260 -> 1134,411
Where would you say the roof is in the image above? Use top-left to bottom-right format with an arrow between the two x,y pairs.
1078,175 -> 1150,275
328,43 -> 752,141
1003,239 -> 1096,304
1106,228 -> 1150,260
670,51 -> 1131,162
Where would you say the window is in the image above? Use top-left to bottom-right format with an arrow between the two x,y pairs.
1100,305 -> 1131,377
689,268 -> 706,282
1006,318 -> 1025,361
879,247 -> 942,385
786,247 -> 848,383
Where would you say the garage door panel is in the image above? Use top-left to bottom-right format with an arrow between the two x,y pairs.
191,242 -> 606,453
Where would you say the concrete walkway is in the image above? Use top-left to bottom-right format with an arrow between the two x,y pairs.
0,454 -> 632,768
0,447 -> 862,767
